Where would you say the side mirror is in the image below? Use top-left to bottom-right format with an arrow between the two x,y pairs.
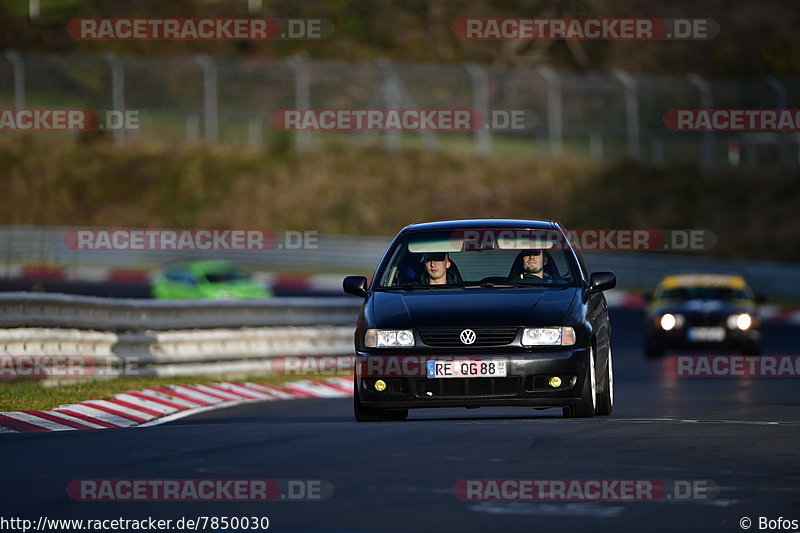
643,292 -> 653,303
343,275 -> 368,298
588,271 -> 616,293
755,293 -> 767,304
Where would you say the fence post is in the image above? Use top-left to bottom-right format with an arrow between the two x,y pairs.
28,0 -> 39,20
612,68 -> 640,159
248,116 -> 263,149
651,136 -> 664,166
287,56 -> 311,152
376,59 -> 402,152
537,66 -> 562,156
194,54 -> 218,144
766,76 -> 791,168
104,52 -> 125,147
465,62 -> 490,155
687,73 -> 714,168
590,132 -> 603,162
186,114 -> 200,143
4,50 -> 25,109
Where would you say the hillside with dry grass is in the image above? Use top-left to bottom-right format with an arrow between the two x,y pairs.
3,136 -> 798,262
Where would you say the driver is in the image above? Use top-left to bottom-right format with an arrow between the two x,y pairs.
512,249 -> 552,281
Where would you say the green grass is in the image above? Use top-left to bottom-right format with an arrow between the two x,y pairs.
0,373 -> 347,412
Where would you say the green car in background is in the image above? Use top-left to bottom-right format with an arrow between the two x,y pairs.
152,260 -> 272,299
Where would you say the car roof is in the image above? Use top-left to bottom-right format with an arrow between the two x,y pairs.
401,219 -> 559,233
658,273 -> 747,290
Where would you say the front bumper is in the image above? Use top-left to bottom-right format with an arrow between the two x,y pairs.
647,327 -> 761,350
355,348 -> 590,409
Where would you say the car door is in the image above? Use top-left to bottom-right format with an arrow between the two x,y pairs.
576,250 -> 612,369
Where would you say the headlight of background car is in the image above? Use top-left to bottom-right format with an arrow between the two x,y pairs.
658,313 -> 685,331
365,329 -> 415,348
727,313 -> 753,330
521,327 -> 576,346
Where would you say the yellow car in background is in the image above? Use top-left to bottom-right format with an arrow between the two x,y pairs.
644,273 -> 763,357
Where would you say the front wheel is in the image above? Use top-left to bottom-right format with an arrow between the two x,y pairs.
353,380 -> 409,422
595,346 -> 613,416
563,347 -> 596,418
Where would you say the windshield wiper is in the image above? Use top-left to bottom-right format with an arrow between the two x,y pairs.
462,282 -> 522,288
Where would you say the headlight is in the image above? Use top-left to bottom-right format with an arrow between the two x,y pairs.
727,313 -> 752,330
521,327 -> 575,346
659,313 -> 684,331
364,329 -> 415,348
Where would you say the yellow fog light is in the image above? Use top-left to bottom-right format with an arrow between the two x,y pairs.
374,379 -> 387,392
549,376 -> 562,388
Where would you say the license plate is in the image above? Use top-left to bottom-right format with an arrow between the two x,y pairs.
426,360 -> 507,378
687,327 -> 725,342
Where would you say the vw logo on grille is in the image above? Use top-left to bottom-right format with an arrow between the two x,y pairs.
460,329 -> 477,345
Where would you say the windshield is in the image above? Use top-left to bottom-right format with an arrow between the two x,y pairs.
204,266 -> 249,283
658,287 -> 751,301
374,228 -> 580,289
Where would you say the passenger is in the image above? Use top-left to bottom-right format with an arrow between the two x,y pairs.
419,252 -> 454,285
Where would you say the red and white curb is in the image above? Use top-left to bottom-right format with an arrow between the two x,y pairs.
0,377 -> 353,434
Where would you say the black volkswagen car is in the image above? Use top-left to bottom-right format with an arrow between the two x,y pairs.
343,219 -> 616,421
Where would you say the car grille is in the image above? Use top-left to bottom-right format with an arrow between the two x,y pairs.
413,377 -> 520,397
684,314 -> 726,327
418,328 -> 518,347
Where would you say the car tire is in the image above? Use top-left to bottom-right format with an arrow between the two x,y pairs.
353,380 -> 409,422
595,346 -> 613,416
563,347 -> 597,418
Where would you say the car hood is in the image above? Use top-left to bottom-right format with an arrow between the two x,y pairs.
368,287 -> 579,328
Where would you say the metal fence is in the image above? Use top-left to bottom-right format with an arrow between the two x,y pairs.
2,51 -> 800,167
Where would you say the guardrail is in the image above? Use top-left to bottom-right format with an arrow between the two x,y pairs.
0,325 -> 355,380
0,292 -> 362,330
0,292 -> 361,379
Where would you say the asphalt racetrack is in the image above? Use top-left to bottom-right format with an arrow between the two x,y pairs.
2,308 -> 798,533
